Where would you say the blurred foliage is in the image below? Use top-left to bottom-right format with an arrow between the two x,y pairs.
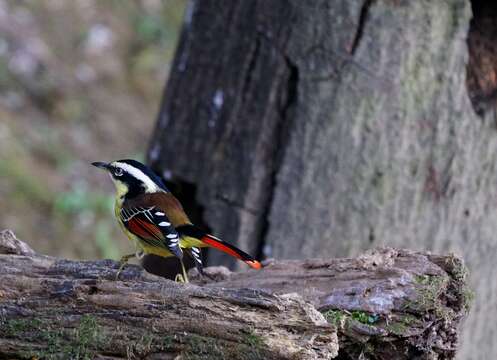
53,184 -> 113,215
0,159 -> 52,205
0,0 -> 186,259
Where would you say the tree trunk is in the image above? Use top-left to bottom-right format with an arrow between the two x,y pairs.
148,1 -> 494,359
0,230 -> 470,359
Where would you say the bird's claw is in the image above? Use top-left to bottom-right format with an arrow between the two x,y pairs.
115,253 -> 135,280
173,260 -> 190,283
115,262 -> 126,280
174,273 -> 186,283
179,260 -> 189,283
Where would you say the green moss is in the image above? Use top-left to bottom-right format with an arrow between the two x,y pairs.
116,330 -> 176,359
4,319 -> 42,336
244,329 -> 263,348
2,315 -> 102,360
462,287 -> 475,313
384,314 -> 421,337
385,321 -> 407,336
2,318 -> 266,359
323,309 -> 379,327
183,334 -> 225,360
440,255 -> 474,314
123,331 -> 267,360
71,314 -> 101,359
181,332 -> 267,360
385,317 -> 411,336
36,314 -> 101,360
131,333 -> 155,354
323,309 -> 345,326
351,311 -> 379,325
411,275 -> 446,308
160,334 -> 175,349
406,275 -> 456,321
445,255 -> 468,282
40,327 -> 68,359
322,308 -> 424,338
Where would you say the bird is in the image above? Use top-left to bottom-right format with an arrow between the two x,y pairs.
92,159 -> 262,282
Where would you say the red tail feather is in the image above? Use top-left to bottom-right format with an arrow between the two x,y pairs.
201,235 -> 262,270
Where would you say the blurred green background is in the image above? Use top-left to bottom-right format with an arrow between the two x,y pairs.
0,0 -> 186,260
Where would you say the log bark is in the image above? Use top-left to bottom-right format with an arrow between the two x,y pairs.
147,1 -> 495,358
0,230 -> 471,359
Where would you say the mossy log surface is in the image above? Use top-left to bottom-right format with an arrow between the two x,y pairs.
0,230 -> 470,359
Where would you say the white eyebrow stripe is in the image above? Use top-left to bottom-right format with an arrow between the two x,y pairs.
113,162 -> 161,193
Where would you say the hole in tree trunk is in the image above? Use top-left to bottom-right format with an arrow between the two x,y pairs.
466,0 -> 497,117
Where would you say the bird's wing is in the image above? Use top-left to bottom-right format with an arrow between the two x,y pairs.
119,205 -> 183,259
186,247 -> 203,274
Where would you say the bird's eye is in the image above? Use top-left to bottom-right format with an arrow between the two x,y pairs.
114,168 -> 124,177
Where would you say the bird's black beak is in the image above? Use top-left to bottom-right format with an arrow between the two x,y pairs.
91,161 -> 110,170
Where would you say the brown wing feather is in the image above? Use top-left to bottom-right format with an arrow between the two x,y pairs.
120,203 -> 183,259
124,192 -> 191,227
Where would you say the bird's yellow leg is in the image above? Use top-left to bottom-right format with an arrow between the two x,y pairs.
175,259 -> 189,283
116,253 -> 135,280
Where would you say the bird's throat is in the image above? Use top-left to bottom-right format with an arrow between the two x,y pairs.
113,180 -> 129,205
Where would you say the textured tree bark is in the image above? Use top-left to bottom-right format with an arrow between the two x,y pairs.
147,1 -> 495,358
0,230 -> 470,359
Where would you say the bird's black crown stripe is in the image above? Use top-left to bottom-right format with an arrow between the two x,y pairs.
117,159 -> 169,192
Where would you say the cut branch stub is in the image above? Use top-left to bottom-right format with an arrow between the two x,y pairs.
199,248 -> 472,359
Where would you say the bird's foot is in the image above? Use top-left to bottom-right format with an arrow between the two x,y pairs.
180,259 -> 189,283
174,273 -> 186,283
115,253 -> 135,280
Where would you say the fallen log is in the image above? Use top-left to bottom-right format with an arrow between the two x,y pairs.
0,230 -> 471,359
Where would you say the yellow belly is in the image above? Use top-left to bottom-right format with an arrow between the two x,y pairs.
180,236 -> 206,248
141,236 -> 206,258
141,244 -> 174,258
120,225 -> 206,259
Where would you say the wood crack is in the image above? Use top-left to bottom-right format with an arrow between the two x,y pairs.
348,0 -> 374,55
257,54 -> 300,259
240,37 -> 261,103
214,194 -> 261,215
